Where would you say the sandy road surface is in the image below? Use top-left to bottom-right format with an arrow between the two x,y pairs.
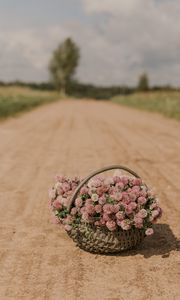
0,100 -> 179,300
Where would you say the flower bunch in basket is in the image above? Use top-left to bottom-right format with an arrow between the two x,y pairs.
49,171 -> 162,237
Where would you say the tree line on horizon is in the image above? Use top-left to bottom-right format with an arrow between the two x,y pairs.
0,38 -> 178,99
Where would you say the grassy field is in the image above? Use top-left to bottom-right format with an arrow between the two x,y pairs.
0,86 -> 59,119
112,91 -> 180,120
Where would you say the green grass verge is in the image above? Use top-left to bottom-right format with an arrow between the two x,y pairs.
0,87 -> 59,119
112,91 -> 180,121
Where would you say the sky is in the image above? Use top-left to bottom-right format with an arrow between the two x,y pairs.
0,0 -> 180,86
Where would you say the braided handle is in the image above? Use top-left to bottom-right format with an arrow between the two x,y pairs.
67,165 -> 140,212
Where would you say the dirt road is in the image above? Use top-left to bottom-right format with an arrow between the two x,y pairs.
0,100 -> 179,300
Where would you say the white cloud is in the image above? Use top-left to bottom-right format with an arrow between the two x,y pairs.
0,28 -> 67,82
80,0 -> 180,86
0,0 -> 180,86
82,0 -> 143,15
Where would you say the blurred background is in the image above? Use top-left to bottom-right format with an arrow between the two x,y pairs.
0,0 -> 180,119
0,2 -> 180,299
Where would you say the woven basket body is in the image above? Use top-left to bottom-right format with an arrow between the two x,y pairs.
67,165 -> 145,254
68,224 -> 145,254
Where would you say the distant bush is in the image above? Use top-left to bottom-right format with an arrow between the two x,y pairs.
1,80 -> 180,100
0,81 -> 54,91
66,81 -> 134,99
137,73 -> 149,91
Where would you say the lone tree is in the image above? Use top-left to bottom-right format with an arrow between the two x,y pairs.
49,38 -> 80,95
137,73 -> 149,91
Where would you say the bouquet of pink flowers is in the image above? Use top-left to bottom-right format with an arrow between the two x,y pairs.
49,172 -> 162,237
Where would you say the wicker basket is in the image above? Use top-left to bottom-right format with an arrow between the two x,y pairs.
67,165 -> 145,254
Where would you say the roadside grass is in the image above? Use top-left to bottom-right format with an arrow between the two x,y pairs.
112,91 -> 180,120
0,86 -> 60,119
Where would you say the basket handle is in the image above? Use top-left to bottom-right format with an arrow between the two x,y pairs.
67,165 -> 140,212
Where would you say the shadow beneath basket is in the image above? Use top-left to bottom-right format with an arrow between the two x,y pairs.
109,224 -> 179,258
